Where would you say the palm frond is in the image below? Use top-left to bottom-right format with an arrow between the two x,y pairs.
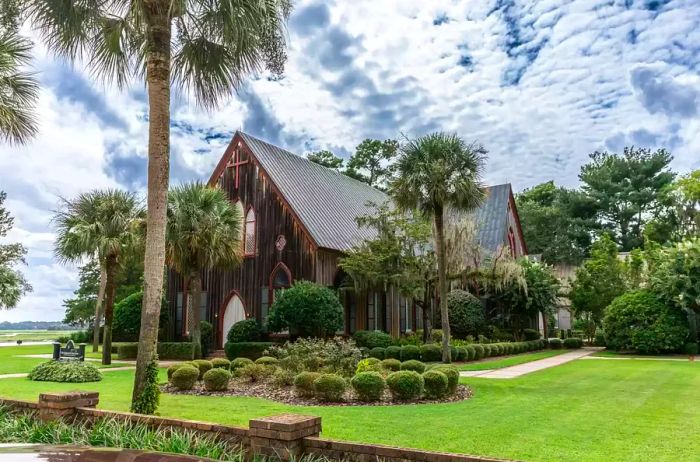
0,31 -> 39,144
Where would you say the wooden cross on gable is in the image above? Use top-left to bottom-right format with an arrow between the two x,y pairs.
225,147 -> 249,189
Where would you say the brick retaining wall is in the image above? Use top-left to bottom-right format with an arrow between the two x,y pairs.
0,393 -> 519,462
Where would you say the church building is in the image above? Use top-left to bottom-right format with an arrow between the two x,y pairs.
166,131 -> 527,348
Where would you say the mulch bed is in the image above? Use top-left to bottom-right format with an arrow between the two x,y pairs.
162,378 -> 472,406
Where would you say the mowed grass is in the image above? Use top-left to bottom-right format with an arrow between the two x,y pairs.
0,345 -> 127,374
457,350 -> 566,371
1,359 -> 699,461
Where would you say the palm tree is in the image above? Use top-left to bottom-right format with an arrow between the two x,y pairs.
0,27 -> 38,144
390,132 -> 487,362
25,0 -> 292,402
166,183 -> 242,358
54,189 -> 143,365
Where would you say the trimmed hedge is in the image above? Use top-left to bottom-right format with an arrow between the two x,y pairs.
385,346 -> 401,360
211,358 -> 231,369
313,374 -> 346,402
255,356 -> 279,366
368,347 -> 386,360
118,342 -> 197,360
400,345 -> 421,361
353,330 -> 392,349
356,358 -> 382,374
456,347 -> 468,361
237,364 -> 272,382
224,342 -> 275,360
420,344 -> 441,362
28,361 -> 102,383
171,365 -> 199,390
117,343 -> 139,360
466,345 -> 476,361
422,370 -> 448,399
473,344 -> 485,360
203,368 -> 231,391
351,372 -> 386,402
563,338 -> 583,349
230,357 -> 254,371
549,338 -> 563,349
226,319 -> 261,343
192,359 -> 213,380
294,371 -> 322,398
400,360 -> 426,373
386,370 -> 424,400
431,365 -> 459,394
381,358 -> 401,371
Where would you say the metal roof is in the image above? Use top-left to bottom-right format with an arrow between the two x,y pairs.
239,131 -> 511,253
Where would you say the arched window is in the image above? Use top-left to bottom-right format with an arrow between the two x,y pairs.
268,263 -> 292,305
244,207 -> 256,256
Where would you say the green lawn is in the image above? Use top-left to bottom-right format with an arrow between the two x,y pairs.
457,350 -> 566,371
0,330 -> 75,343
1,359 -> 698,461
0,345 -> 127,375
591,350 -> 690,360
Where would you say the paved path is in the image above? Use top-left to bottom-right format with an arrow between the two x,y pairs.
459,349 -> 595,379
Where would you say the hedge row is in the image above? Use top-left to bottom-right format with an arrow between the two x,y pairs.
364,339 -> 547,362
116,342 -> 197,360
224,342 -> 275,360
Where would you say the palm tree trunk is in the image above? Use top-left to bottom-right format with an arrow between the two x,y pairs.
189,273 -> 203,359
92,263 -> 107,353
434,204 -> 451,363
132,0 -> 171,409
101,255 -> 118,365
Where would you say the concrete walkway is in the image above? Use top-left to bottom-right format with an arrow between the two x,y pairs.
459,349 -> 595,379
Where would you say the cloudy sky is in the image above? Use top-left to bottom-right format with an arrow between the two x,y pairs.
1,0 -> 698,323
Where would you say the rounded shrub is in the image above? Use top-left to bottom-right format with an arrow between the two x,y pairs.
353,330 -> 393,349
431,365 -> 459,394
28,361 -> 102,383
420,344 -> 441,362
368,347 -> 386,360
465,345 -> 476,361
482,344 -> 493,357
385,346 -> 401,360
192,359 -> 213,380
381,358 -> 401,371
563,338 -> 583,349
313,373 -> 346,402
231,357 -> 254,372
255,356 -> 279,366
167,363 -> 186,380
267,281 -> 343,337
211,358 -> 231,369
238,363 -> 272,382
351,372 -> 386,402
400,360 -> 426,373
455,347 -> 468,362
171,365 -> 199,390
227,318 -> 262,343
523,328 -> 541,341
400,345 -> 421,361
294,371 -> 322,398
473,344 -> 485,360
386,371 -> 424,401
548,338 -> 563,349
272,368 -> 296,387
422,370 -> 448,399
356,358 -> 382,374
446,290 -> 485,339
203,368 -> 231,391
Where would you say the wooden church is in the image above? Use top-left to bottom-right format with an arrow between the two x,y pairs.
166,131 -> 527,348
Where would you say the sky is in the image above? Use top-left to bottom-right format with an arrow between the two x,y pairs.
0,0 -> 699,323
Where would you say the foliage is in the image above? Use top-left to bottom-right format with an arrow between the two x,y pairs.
351,372 -> 386,402
294,371 -> 322,398
227,319 -> 262,343
465,345 -> 476,360
580,147 -> 674,250
313,373 -> 347,402
649,239 -> 700,315
271,368 -> 295,387
455,347 -> 467,361
646,170 -> 700,243
0,29 -> 39,144
306,150 -> 344,171
200,321 -> 213,357
353,330 -> 393,349
170,365 -> 200,390
265,337 -> 362,377
368,347 -> 386,359
117,343 -> 139,360
211,358 -> 230,369
548,338 -> 563,349
266,281 -> 343,338
346,138 -> 399,189
400,360 -> 426,373
224,342 -> 274,360
167,363 -> 186,380
0,191 -> 31,309
400,345 -> 421,361
237,363 -> 273,383
516,182 -> 598,264
385,345 -> 401,359
420,344 -> 441,362
446,290 -> 485,339
381,358 -> 401,371
523,329 -> 541,341
230,358 -> 254,371
130,354 -> 160,414
192,360 -> 213,380
203,368 -> 231,391
686,342 -> 699,356
603,290 -> 689,354
28,360 -> 102,383
112,291 -> 168,342
61,260 -> 100,327
430,365 -> 459,394
422,370 -> 448,399
386,370 -> 424,400
255,356 -> 279,366
563,338 -> 583,349
157,342 -> 196,360
356,358 -> 382,374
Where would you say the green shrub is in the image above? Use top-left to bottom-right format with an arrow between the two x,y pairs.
117,343 -> 139,359
170,365 -> 199,390
255,356 -> 279,366
385,346 -> 401,359
356,358 -> 382,374
130,354 -> 160,414
465,345 -> 476,361
386,371 -> 424,400
430,329 -> 443,343
594,332 -> 606,347
266,281 -> 343,337
482,344 -> 492,357
368,347 -> 386,360
400,345 -> 420,361
420,344 -> 441,362
549,338 -> 563,349
203,368 -> 231,391
211,358 -> 231,369
523,328 -> 541,340
422,370 -> 448,399
454,347 -> 466,361
446,290 -> 485,339
563,338 -> 583,349
157,342 -> 196,360
28,361 -> 102,383
431,365 -> 459,394
238,363 -> 272,382
272,368 -> 295,387
230,357 -> 254,372
294,371 -> 321,397
167,363 -> 188,380
685,342 -> 699,356
226,319 -> 262,343
313,373 -> 346,402
265,337 -> 361,377
112,291 -> 168,342
473,344 -> 485,359
200,321 -> 214,357
353,330 -> 392,349
351,372 -> 386,402
381,358 -> 401,371
603,290 -> 689,354
192,359 -> 213,380
224,342 -> 274,360
400,359 -> 426,373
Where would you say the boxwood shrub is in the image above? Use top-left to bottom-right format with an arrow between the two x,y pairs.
224,342 -> 275,360
351,372 -> 386,402
170,365 -> 199,390
473,344 -> 485,360
368,347 -> 386,360
482,344 -> 492,357
294,371 -> 322,397
203,368 -> 231,391
167,363 -> 187,380
381,358 -> 401,371
420,344 -> 441,362
226,319 -> 262,343
563,338 -> 583,349
465,345 -> 476,361
549,338 -> 563,349
211,358 -> 231,369
356,357 -> 382,374
386,370 -> 424,400
422,370 -> 448,399
313,373 -> 346,402
238,363 -> 272,382
230,357 -> 254,372
456,347 -> 468,361
116,343 -> 139,360
385,346 -> 401,360
255,356 -> 279,366
353,330 -> 392,349
28,361 -> 102,383
431,365 -> 459,394
400,359 -> 426,373
400,345 -> 420,361
158,342 -> 196,360
191,359 -> 213,379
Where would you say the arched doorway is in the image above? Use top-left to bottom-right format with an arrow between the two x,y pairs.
221,292 -> 246,348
